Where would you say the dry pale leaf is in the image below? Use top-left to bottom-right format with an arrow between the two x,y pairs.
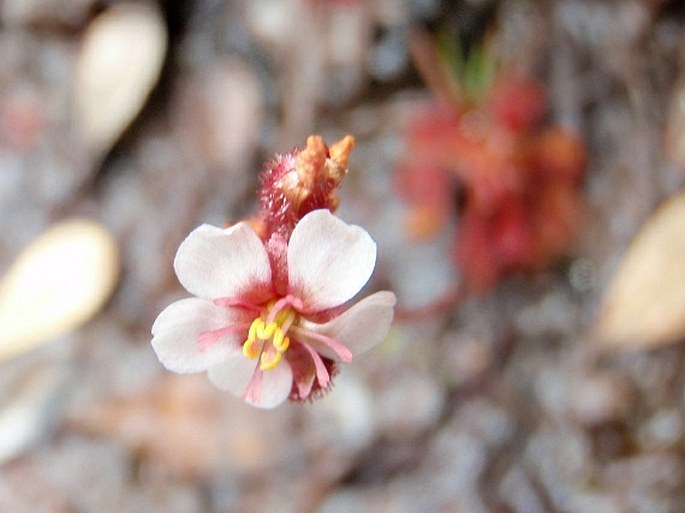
0,353 -> 71,464
595,192 -> 685,350
175,58 -> 264,173
73,2 -> 167,157
0,219 -> 119,361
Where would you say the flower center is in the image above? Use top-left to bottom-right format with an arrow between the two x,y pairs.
242,299 -> 297,371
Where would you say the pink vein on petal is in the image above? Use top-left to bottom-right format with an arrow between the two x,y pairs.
213,297 -> 262,312
290,326 -> 353,362
198,324 -> 250,352
242,365 -> 263,404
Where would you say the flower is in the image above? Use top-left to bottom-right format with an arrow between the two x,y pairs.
151,209 -> 396,408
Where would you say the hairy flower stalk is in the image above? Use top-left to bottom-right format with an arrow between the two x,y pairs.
256,134 -> 354,240
151,136 -> 395,408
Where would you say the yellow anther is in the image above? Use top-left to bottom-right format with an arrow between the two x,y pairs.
242,338 -> 261,359
272,329 -> 290,352
243,305 -> 298,368
257,321 -> 278,340
275,308 -> 295,326
259,350 -> 282,371
247,318 -> 261,343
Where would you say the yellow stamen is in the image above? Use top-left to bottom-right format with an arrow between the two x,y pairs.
275,308 -> 295,326
259,350 -> 282,370
247,318 -> 261,342
257,321 -> 278,340
243,305 -> 297,370
243,337 -> 261,359
272,328 -> 290,352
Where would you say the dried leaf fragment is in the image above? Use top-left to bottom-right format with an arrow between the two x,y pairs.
595,192 -> 685,350
0,355 -> 70,464
0,219 -> 119,361
74,2 -> 167,157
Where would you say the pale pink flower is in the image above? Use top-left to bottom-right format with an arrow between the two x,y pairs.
151,209 -> 396,408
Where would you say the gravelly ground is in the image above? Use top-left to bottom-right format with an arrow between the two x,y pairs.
2,1 -> 685,512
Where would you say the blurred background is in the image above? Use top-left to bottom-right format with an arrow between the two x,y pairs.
2,0 -> 685,511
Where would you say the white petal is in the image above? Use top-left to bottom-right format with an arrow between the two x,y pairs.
174,223 -> 272,301
151,298 -> 246,373
249,362 -> 293,408
302,291 -> 396,359
208,353 -> 293,409
207,351 -> 256,395
288,210 -> 377,311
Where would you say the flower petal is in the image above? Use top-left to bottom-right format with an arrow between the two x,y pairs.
301,291 -> 396,359
174,223 -> 272,301
288,210 -> 377,311
208,353 -> 293,409
207,352 -> 255,396
247,363 -> 293,409
151,298 -> 247,373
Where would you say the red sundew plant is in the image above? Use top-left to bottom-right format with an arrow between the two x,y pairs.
151,136 -> 396,408
397,32 -> 586,294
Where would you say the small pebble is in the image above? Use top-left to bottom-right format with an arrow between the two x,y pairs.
569,373 -> 634,427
